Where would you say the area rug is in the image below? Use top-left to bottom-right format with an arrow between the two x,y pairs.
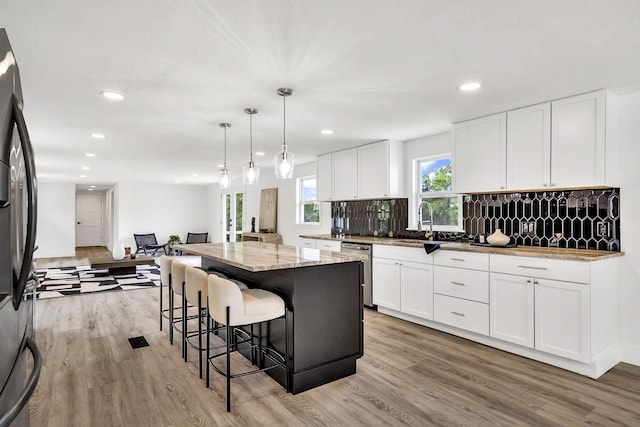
35,264 -> 160,299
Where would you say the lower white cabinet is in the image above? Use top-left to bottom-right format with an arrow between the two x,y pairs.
300,238 -> 317,249
535,278 -> 590,363
434,294 -> 489,335
372,246 -> 433,319
489,273 -> 535,348
316,240 -> 342,252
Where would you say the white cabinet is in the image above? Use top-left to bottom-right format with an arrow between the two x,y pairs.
489,273 -> 534,348
300,238 -> 317,249
316,140 -> 404,201
372,245 -> 433,319
332,148 -> 358,200
434,294 -> 489,335
316,240 -> 342,252
506,103 -> 551,190
535,278 -> 590,362
316,153 -> 333,201
551,91 -> 606,188
357,140 -> 404,199
453,113 -> 507,193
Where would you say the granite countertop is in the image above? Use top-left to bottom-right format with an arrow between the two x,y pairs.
174,242 -> 366,272
299,234 -> 624,261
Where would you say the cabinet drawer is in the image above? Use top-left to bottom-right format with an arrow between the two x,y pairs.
434,266 -> 489,303
490,254 -> 589,283
434,294 -> 489,335
316,240 -> 342,252
373,245 -> 433,264
300,239 -> 317,249
434,251 -> 489,271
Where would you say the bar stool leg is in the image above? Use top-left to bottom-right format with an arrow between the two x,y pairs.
159,277 -> 163,331
206,307 -> 211,388
182,283 -> 187,361
285,309 -> 289,393
226,305 -> 232,413
169,280 -> 174,344
198,291 -> 203,379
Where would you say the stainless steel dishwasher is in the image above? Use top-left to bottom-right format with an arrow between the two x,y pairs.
341,242 -> 374,308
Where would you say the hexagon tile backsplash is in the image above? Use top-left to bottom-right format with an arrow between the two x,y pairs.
463,188 -> 620,251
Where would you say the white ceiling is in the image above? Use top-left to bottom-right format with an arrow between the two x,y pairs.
2,0 -> 640,186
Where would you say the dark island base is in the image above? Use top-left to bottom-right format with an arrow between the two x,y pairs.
202,258 -> 364,394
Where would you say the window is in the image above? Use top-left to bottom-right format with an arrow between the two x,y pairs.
297,176 -> 320,224
416,155 -> 462,232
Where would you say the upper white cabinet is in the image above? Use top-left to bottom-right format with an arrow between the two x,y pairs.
506,103 -> 551,190
317,140 -> 404,201
358,140 -> 403,199
452,113 -> 507,193
551,91 -> 606,188
316,153 -> 333,201
332,148 -> 358,200
455,90 -> 618,193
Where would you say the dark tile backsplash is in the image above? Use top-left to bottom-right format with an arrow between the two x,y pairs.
330,188 -> 621,252
463,188 -> 620,251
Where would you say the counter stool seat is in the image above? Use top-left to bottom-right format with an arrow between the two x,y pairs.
206,275 -> 288,412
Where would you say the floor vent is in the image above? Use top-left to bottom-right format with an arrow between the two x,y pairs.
128,336 -> 150,349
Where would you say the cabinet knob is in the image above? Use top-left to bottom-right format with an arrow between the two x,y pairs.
526,279 -> 532,284
543,183 -> 548,187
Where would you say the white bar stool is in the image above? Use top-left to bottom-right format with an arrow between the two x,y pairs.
206,275 -> 288,412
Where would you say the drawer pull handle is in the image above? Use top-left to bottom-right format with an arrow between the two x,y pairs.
451,281 -> 465,286
450,258 -> 465,262
517,265 -> 548,270
451,311 -> 465,317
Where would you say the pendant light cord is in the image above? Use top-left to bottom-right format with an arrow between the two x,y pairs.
223,126 -> 227,167
283,94 -> 287,150
250,113 -> 254,163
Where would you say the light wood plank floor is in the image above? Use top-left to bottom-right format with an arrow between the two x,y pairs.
29,282 -> 640,426
35,246 -> 120,269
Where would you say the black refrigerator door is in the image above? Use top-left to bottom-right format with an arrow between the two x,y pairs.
9,95 -> 36,309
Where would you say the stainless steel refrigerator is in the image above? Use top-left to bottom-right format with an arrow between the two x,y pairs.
0,28 -> 41,427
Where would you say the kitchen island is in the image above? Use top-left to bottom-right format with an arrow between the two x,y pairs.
174,242 -> 365,394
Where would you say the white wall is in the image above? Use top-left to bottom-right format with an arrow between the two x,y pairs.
618,91 -> 640,365
35,182 -> 76,258
209,162 -> 331,246
115,182 -> 211,250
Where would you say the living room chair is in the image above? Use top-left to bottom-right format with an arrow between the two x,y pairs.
175,232 -> 209,255
134,233 -> 168,256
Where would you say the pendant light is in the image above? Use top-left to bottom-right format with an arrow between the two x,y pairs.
275,87 -> 294,179
218,122 -> 231,189
243,108 -> 259,185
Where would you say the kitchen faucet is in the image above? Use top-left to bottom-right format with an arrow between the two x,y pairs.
417,200 -> 435,241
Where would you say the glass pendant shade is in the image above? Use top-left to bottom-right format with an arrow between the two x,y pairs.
218,168 -> 230,189
274,146 -> 294,179
218,122 -> 231,189
275,88 -> 294,179
243,108 -> 259,185
243,161 -> 259,185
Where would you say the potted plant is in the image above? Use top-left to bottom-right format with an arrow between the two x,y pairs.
168,234 -> 181,255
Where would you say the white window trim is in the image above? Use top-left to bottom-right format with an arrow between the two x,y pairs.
411,154 -> 464,233
296,175 -> 321,225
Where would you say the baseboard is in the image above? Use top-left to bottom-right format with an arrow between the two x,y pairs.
620,343 -> 640,366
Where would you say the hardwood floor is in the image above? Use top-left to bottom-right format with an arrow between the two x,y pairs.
34,246 -> 112,269
29,287 -> 640,426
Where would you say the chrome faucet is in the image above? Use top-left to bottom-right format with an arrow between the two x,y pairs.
418,200 -> 435,241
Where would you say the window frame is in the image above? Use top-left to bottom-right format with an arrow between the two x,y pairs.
413,154 -> 463,233
296,175 -> 321,225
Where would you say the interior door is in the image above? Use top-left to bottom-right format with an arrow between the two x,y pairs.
222,191 -> 244,242
76,193 -> 103,246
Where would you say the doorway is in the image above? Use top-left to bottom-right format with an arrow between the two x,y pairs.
222,191 -> 244,242
76,193 -> 104,247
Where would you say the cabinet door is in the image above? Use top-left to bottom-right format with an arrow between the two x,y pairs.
453,113 -> 507,193
358,141 -> 389,199
506,103 -> 551,190
400,261 -> 434,320
316,153 -> 333,201
489,273 -> 534,348
535,278 -> 590,362
372,258 -> 401,310
332,148 -> 358,200
551,90 -> 605,188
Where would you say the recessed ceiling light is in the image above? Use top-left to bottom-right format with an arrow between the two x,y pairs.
91,133 -> 105,139
192,174 -> 199,177
88,188 -> 94,191
100,90 -> 124,101
321,130 -> 334,135
90,185 -> 96,188
459,82 -> 481,91
85,153 -> 96,157
175,180 -> 182,184
81,166 -> 90,170
255,151 -> 266,156
79,175 -> 87,178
